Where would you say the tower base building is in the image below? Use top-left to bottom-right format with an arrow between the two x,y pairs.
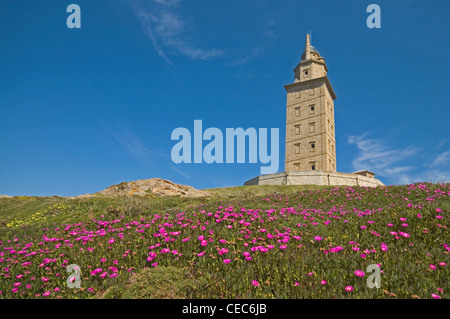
244,170 -> 384,187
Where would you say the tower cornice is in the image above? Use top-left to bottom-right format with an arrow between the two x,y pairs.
284,76 -> 336,100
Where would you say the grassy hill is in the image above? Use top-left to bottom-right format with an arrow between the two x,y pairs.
0,183 -> 449,299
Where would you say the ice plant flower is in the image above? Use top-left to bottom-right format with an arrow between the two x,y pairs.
345,286 -> 354,292
354,270 -> 365,277
252,280 -> 260,287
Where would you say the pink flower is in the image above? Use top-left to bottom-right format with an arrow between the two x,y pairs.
294,282 -> 299,286
43,291 -> 51,297
197,252 -> 205,257
223,259 -> 231,264
381,243 -> 388,251
344,286 -> 354,292
252,280 -> 260,287
438,262 -> 447,266
279,245 -> 287,250
354,270 -> 365,277
436,216 -> 443,219
314,236 -> 322,241
431,293 -> 441,299
13,282 -> 21,287
430,264 -> 436,270
321,280 -> 327,285
436,208 -> 442,213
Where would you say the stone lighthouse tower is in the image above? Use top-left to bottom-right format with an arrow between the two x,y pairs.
284,34 -> 337,172
244,34 -> 384,187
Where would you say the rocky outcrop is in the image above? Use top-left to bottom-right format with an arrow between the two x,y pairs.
95,178 -> 210,198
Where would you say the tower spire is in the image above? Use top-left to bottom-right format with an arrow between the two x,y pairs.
304,33 -> 311,61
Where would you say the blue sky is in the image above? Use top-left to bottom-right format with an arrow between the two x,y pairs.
1,0 -> 449,196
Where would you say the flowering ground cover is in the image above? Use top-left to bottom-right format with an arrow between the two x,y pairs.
0,183 -> 449,299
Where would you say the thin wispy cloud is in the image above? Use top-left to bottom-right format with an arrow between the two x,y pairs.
429,151 -> 450,168
130,0 -> 223,64
437,138 -> 448,149
348,132 -> 450,184
169,165 -> 191,179
102,123 -> 191,179
102,123 -> 166,165
229,19 -> 278,66
153,0 -> 180,5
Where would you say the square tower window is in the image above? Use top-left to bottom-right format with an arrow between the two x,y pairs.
310,142 -> 316,151
309,123 -> 315,133
295,124 -> 301,135
310,162 -> 316,171
332,145 -> 335,153
294,162 -> 300,170
294,143 -> 300,154
304,70 -> 309,78
310,105 -> 315,113
295,107 -> 300,117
